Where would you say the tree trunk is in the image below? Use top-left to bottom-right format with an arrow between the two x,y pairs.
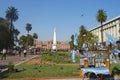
101,22 -> 103,44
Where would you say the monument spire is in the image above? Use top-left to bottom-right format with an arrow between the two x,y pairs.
53,28 -> 56,44
52,28 -> 57,51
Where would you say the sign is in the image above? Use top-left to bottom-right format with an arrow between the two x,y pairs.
74,33 -> 78,46
71,50 -> 76,63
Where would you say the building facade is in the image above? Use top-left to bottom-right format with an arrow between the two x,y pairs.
90,16 -> 120,43
34,40 -> 70,50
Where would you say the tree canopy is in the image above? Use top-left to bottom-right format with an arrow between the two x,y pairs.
0,17 -> 10,49
26,23 -> 32,34
6,6 -> 19,48
69,25 -> 98,50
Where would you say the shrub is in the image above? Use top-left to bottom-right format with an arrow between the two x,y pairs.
40,51 -> 79,64
8,61 -> 14,73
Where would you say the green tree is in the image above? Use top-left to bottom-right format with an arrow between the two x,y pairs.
78,25 -> 98,50
19,35 -> 27,48
33,33 -> 38,39
78,25 -> 87,49
27,34 -> 34,46
85,31 -> 98,50
33,33 -> 38,45
0,17 -> 10,49
96,9 -> 107,43
69,34 -> 74,49
14,29 -> 20,46
25,23 -> 32,34
6,6 -> 19,48
19,34 -> 34,48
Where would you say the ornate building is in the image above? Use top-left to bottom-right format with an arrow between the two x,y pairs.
34,40 -> 70,50
90,16 -> 120,43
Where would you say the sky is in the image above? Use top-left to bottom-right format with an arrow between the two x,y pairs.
0,0 -> 120,41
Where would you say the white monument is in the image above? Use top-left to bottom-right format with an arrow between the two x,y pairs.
52,28 -> 57,51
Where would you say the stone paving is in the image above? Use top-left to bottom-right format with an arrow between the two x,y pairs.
0,53 -> 39,72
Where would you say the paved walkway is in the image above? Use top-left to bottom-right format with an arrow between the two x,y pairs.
0,53 -> 39,72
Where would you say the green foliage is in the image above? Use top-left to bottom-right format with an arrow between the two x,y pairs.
78,25 -> 98,49
14,29 -> 20,42
6,6 -> 19,22
69,34 -> 74,49
33,33 -> 38,45
69,25 -> 98,50
19,34 -> 34,48
19,35 -> 27,47
25,23 -> 32,34
111,63 -> 120,75
6,6 -> 19,48
27,34 -> 34,46
2,63 -> 79,78
33,33 -> 38,39
96,9 -> 107,43
41,51 -> 79,64
96,9 -> 107,25
8,61 -> 15,73
0,17 -> 10,49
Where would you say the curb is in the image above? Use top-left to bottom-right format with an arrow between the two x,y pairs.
15,55 -> 39,66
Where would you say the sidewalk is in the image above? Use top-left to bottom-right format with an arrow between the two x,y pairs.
0,53 -> 39,72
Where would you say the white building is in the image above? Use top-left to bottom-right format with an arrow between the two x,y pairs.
90,16 -> 120,43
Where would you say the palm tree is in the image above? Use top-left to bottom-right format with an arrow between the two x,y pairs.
33,33 -> 38,45
6,6 -> 19,48
96,9 -> 107,43
25,23 -> 32,34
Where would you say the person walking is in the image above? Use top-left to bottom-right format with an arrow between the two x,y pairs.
2,48 -> 7,60
23,49 -> 27,57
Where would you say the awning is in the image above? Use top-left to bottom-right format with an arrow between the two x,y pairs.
81,67 -> 111,75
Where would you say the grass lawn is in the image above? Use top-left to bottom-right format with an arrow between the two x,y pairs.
1,51 -> 120,79
40,51 -> 80,64
0,51 -> 80,79
0,63 -> 80,79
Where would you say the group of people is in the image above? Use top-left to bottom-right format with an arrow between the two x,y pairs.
1,48 -> 28,60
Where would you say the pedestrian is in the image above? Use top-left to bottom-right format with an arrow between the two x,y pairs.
18,50 -> 21,57
118,53 -> 120,60
2,48 -> 7,60
23,49 -> 27,57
